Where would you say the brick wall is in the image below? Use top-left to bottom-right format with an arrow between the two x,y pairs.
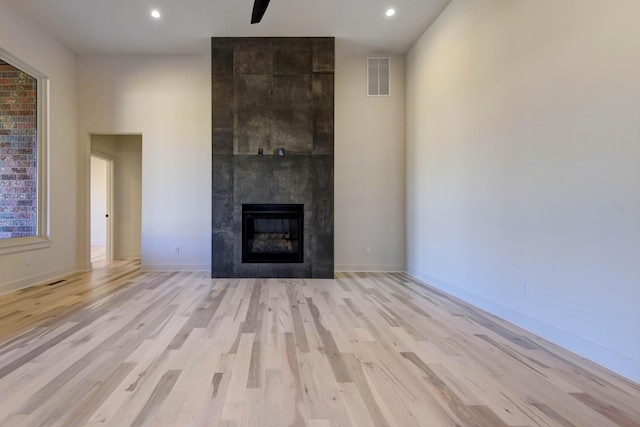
0,59 -> 38,239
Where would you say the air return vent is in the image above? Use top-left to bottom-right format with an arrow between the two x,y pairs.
367,57 -> 390,96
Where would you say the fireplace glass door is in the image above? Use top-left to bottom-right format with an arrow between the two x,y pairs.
242,204 -> 303,263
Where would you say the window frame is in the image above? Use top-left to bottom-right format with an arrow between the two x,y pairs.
0,48 -> 50,255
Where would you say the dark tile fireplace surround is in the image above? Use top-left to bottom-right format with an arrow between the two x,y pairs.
211,37 -> 334,278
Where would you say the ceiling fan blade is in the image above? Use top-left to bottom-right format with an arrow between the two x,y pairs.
251,0 -> 271,24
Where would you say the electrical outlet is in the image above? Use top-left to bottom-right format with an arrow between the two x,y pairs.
364,247 -> 371,255
174,247 -> 180,255
25,255 -> 31,265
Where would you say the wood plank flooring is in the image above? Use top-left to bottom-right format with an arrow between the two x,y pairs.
0,260 -> 638,426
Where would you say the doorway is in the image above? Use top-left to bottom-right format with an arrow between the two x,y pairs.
90,155 -> 112,264
90,134 -> 142,266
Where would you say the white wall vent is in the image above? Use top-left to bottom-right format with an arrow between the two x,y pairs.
367,57 -> 390,96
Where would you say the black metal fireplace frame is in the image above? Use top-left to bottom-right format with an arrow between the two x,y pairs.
242,204 -> 304,263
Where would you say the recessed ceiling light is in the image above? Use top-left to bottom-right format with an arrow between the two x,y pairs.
386,9 -> 396,17
150,9 -> 161,19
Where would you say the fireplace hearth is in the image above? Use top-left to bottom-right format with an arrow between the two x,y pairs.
242,204 -> 303,263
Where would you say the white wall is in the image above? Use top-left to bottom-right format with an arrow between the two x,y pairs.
90,156 -> 108,246
78,48 -> 406,273
406,0 -> 640,382
335,51 -> 406,271
77,56 -> 211,270
113,135 -> 142,259
0,0 -> 80,294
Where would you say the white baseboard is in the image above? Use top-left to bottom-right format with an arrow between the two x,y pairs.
0,264 -> 91,297
140,264 -> 210,272
110,253 -> 141,261
406,268 -> 640,385
335,264 -> 405,272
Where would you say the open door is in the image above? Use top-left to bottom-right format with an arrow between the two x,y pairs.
90,155 -> 113,263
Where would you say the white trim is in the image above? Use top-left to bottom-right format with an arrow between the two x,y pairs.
90,149 -> 116,162
140,264 -> 210,272
335,264 -> 404,272
0,48 -> 50,251
114,254 -> 141,260
0,237 -> 50,255
0,264 -> 91,297
106,158 -> 114,261
406,268 -> 640,384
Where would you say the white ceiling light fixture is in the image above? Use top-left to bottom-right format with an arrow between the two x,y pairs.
150,9 -> 161,19
386,9 -> 396,17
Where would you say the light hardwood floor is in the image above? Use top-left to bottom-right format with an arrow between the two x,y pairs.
90,245 -> 107,264
0,260 -> 638,426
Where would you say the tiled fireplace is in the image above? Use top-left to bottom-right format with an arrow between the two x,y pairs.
211,37 -> 334,278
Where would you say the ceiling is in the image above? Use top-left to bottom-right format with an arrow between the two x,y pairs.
9,0 -> 450,55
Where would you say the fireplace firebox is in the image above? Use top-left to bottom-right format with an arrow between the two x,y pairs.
242,204 -> 304,263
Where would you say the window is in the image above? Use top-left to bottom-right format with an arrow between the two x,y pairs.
0,49 -> 49,254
